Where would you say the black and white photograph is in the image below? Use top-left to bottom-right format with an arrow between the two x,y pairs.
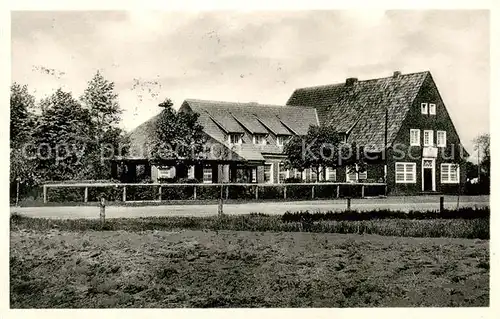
8,8 -> 491,309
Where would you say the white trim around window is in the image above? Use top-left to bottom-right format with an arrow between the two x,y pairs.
441,163 -> 460,184
228,133 -> 242,145
429,103 -> 436,115
410,129 -> 420,146
421,103 -> 428,114
436,131 -> 447,147
278,162 -> 289,183
395,162 -> 417,183
203,166 -> 213,184
423,130 -> 434,146
325,167 -> 336,181
264,163 -> 273,184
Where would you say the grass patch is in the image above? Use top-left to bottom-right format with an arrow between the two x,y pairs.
11,207 -> 490,239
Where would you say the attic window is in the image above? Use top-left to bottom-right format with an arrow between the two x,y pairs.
421,103 -> 428,114
253,134 -> 266,145
429,104 -> 436,115
228,133 -> 242,145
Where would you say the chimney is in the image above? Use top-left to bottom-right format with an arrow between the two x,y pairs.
345,77 -> 358,86
393,71 -> 401,78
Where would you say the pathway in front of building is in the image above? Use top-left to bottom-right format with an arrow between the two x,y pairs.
11,195 -> 489,220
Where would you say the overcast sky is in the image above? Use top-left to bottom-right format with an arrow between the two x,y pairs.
11,10 -> 489,154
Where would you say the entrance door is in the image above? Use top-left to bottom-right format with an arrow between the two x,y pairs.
423,168 -> 433,191
422,158 -> 435,192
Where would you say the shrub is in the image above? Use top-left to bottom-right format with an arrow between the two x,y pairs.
281,207 -> 489,223
47,187 -> 84,203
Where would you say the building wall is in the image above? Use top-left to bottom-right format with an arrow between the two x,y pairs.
388,75 -> 467,195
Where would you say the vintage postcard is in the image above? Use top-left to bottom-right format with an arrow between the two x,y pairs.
5,3 -> 494,316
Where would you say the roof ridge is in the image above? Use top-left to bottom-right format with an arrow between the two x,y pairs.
294,70 -> 430,91
184,98 -> 316,109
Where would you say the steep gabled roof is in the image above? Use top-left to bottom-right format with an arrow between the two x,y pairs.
286,71 -> 429,151
184,99 -> 317,136
127,99 -> 319,162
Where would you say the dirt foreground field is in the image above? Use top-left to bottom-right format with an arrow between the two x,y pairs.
10,229 -> 489,308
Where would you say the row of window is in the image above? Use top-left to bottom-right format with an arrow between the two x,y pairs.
160,162 -> 459,184
421,103 -> 436,115
263,163 -> 367,184
395,162 -> 459,184
157,166 -> 213,183
228,133 -> 290,146
410,129 -> 446,147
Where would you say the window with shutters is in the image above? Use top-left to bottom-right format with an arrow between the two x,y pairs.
278,163 -> 289,183
326,167 -> 337,181
423,130 -> 434,146
188,166 -> 195,179
158,166 -> 175,179
346,167 -> 357,182
264,163 -> 273,183
228,133 -> 242,145
429,103 -> 436,115
203,166 -> 213,183
276,135 -> 290,146
395,162 -> 416,183
421,103 -> 428,114
253,134 -> 266,145
437,131 -> 446,147
293,169 -> 302,179
358,170 -> 367,180
251,168 -> 257,183
441,163 -> 459,183
346,165 -> 366,182
410,129 -> 420,146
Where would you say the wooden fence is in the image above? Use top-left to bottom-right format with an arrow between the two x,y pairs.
42,182 -> 387,204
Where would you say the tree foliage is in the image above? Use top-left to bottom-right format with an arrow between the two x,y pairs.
151,99 -> 206,165
10,83 -> 38,185
10,71 -> 128,189
283,125 -> 366,181
33,89 -> 93,181
79,71 -> 127,179
10,83 -> 35,147
474,133 -> 490,176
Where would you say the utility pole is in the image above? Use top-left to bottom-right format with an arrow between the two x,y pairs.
384,106 -> 388,195
477,143 -> 481,184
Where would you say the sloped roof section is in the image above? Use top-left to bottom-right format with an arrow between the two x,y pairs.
184,99 -> 317,136
127,99 -> 319,162
183,99 -> 318,158
286,71 -> 429,151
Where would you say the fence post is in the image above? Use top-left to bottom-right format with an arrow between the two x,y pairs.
347,197 -> 351,211
16,179 -> 20,207
440,196 -> 444,213
361,185 -> 365,198
158,185 -> 162,201
225,185 -> 229,200
84,187 -> 88,203
284,186 -> 287,200
218,198 -> 223,215
99,197 -> 106,227
193,185 -> 197,200
122,186 -> 127,202
336,185 -> 340,198
311,185 -> 315,199
255,185 -> 259,200
43,185 -> 47,204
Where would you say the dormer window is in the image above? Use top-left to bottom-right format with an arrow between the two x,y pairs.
277,135 -> 290,146
253,134 -> 267,145
421,103 -> 428,114
228,133 -> 242,145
